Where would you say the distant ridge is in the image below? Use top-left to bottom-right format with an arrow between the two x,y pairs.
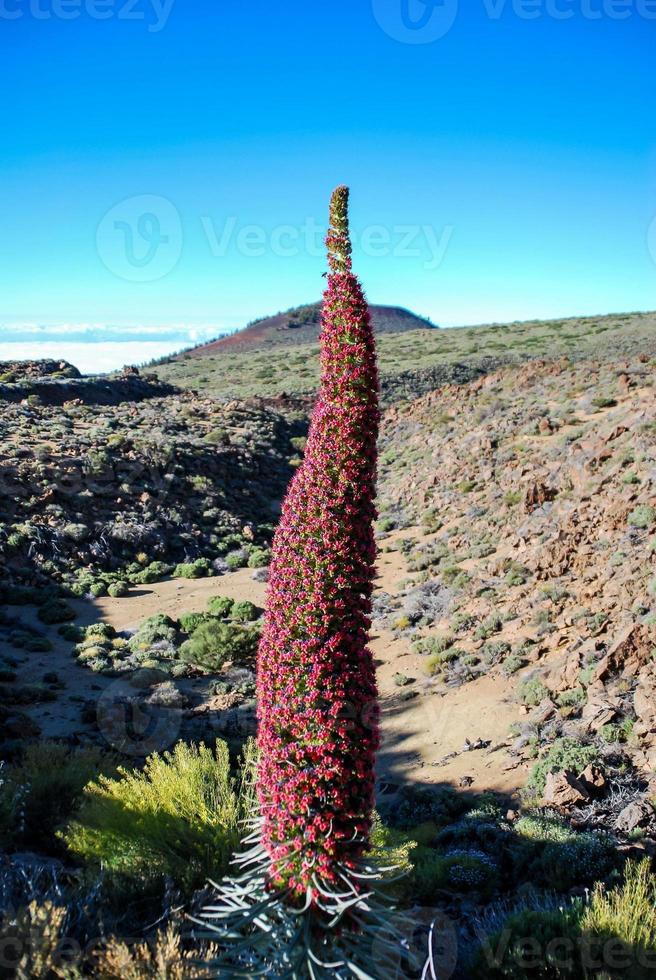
179,302 -> 438,357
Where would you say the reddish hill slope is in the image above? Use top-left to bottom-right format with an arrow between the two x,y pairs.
183,302 -> 437,357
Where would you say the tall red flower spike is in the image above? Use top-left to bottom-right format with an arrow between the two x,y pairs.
196,190 -> 405,978
256,184 -> 381,901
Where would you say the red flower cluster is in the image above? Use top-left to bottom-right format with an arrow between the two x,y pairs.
256,186 -> 381,900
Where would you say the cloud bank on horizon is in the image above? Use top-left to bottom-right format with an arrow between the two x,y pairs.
0,323 -> 229,374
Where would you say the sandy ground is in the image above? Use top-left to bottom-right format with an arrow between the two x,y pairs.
3,546 -> 527,799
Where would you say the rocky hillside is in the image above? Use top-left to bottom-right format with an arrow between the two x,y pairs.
0,359 -> 81,382
0,363 -> 177,406
375,347 -> 656,820
0,392 -> 307,596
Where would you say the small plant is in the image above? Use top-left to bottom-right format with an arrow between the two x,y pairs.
178,620 -> 259,671
628,505 -> 656,529
591,394 -> 617,409
231,599 -> 259,622
526,737 -> 600,796
38,599 -> 74,625
0,743 -> 110,854
475,613 -> 504,641
517,676 -> 550,706
92,923 -> 216,979
173,558 -> 212,579
207,595 -> 235,618
556,686 -> 587,709
503,489 -> 522,506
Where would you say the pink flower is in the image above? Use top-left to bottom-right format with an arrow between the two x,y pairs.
256,186 -> 380,899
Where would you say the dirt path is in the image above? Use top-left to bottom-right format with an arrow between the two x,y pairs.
4,551 -> 526,797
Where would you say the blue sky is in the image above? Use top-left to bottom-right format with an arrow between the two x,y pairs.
0,0 -> 654,371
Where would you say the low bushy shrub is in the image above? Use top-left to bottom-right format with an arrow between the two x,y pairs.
231,599 -> 259,622
173,558 -> 212,579
178,620 -> 259,671
179,611 -> 212,633
247,547 -> 271,568
525,738 -> 600,796
471,906 -> 582,978
37,600 -> 74,625
628,505 -> 656,529
63,740 -> 252,890
128,615 -> 178,654
207,595 -> 234,618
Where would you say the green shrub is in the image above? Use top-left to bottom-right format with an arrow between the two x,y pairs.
231,600 -> 259,622
62,740 -> 251,890
503,654 -> 526,676
471,906 -> 582,979
591,394 -> 617,409
582,860 -> 656,969
556,686 -> 586,709
504,490 -> 522,506
173,558 -> 212,579
475,614 -> 503,640
628,505 -> 656,529
179,621 -> 260,671
413,633 -> 454,657
0,743 -> 110,854
128,615 -> 178,654
130,561 -> 171,585
207,595 -> 235,618
58,623 -> 83,641
412,845 -> 498,902
24,636 -> 53,653
179,611 -> 213,633
225,551 -> 248,571
247,547 -> 271,568
107,581 -> 129,598
85,622 -> 116,640
535,832 -> 614,892
526,738 -> 600,796
38,600 -> 75,625
517,677 -> 549,706
425,647 -> 461,676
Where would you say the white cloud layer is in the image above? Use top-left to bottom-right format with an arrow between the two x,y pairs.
0,323 -> 225,344
0,340 -> 210,375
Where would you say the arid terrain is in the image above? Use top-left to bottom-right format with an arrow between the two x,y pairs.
1,310 -> 656,976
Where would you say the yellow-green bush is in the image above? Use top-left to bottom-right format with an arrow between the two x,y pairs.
62,740 -> 254,891
582,859 -> 656,960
